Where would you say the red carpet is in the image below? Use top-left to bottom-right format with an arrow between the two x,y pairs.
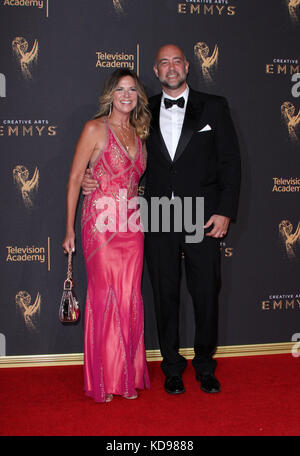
0,354 -> 300,436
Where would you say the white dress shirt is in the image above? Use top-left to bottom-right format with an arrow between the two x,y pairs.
160,85 -> 189,161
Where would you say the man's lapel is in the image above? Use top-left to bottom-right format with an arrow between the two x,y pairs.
150,94 -> 173,164
173,89 -> 205,163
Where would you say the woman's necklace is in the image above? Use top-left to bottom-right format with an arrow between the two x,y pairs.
116,124 -> 133,152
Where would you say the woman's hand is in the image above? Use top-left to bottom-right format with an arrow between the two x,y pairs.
62,229 -> 75,254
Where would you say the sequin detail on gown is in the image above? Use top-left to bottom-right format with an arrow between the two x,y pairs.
81,120 -> 149,402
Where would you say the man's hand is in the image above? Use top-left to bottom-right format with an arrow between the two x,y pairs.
82,168 -> 98,195
204,215 -> 230,238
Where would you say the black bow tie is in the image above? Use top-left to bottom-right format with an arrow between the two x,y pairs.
164,96 -> 185,109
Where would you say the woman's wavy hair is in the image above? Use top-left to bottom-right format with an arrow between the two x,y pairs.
95,69 -> 151,141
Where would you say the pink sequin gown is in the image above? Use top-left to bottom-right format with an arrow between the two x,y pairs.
81,119 -> 150,402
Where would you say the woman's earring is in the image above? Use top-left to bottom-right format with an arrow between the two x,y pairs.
135,107 -> 138,120
109,103 -> 112,117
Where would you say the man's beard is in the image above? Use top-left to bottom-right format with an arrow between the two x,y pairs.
159,71 -> 187,91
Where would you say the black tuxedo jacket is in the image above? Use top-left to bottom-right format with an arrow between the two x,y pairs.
144,88 -> 241,223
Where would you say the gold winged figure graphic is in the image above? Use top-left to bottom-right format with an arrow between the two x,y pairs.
12,37 -> 39,79
194,41 -> 218,83
16,291 -> 41,331
281,101 -> 300,142
13,165 -> 39,208
113,0 -> 124,13
279,220 -> 300,259
288,0 -> 300,21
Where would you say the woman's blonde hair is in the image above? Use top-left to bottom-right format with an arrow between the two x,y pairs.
95,69 -> 151,141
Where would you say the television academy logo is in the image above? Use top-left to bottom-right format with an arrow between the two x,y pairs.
15,290 -> 41,331
13,165 -> 39,208
194,41 -> 218,84
6,245 -> 46,264
272,177 -> 300,192
279,219 -> 300,259
5,238 -> 51,270
12,36 -> 38,80
96,51 -> 135,71
2,1 -> 49,17
281,101 -> 300,141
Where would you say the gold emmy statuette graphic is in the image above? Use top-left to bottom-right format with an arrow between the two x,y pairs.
194,42 -> 218,83
279,220 -> 300,259
12,37 -> 38,80
13,165 -> 39,208
15,291 -> 41,331
288,0 -> 300,21
113,0 -> 124,13
281,101 -> 300,142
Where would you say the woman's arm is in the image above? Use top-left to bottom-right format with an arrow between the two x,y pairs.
62,120 -> 104,253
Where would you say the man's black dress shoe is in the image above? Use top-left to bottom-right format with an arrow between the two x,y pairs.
164,376 -> 185,394
196,373 -> 221,393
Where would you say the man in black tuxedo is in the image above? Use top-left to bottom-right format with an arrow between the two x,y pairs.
82,44 -> 241,395
143,44 -> 240,395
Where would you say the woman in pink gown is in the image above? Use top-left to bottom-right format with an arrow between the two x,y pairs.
63,69 -> 151,402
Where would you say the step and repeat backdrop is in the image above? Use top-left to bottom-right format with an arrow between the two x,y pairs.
0,0 -> 299,358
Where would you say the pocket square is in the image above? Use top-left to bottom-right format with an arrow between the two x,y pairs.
198,124 -> 212,132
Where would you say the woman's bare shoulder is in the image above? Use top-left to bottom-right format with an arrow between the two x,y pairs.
83,117 -> 106,135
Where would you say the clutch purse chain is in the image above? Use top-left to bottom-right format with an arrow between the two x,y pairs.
59,250 -> 80,323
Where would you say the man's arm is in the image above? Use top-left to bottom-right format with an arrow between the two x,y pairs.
81,168 -> 98,195
214,96 -> 241,220
205,97 -> 241,238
